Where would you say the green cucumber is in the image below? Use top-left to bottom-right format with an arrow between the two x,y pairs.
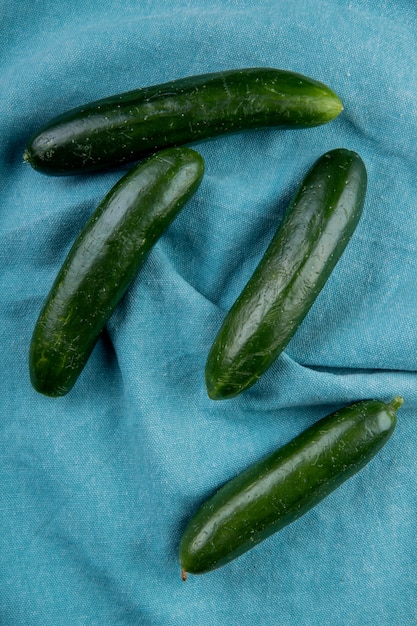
179,396 -> 402,576
23,68 -> 343,175
205,148 -> 367,400
29,147 -> 204,397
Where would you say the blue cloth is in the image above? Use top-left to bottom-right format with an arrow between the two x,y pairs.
1,1 -> 416,624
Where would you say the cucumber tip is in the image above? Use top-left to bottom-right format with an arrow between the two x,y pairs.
389,396 -> 404,412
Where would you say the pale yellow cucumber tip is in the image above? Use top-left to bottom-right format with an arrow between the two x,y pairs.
389,396 -> 404,411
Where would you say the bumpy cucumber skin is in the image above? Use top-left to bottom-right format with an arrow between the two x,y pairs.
205,148 -> 367,400
179,397 -> 402,575
24,68 -> 343,175
29,147 -> 204,397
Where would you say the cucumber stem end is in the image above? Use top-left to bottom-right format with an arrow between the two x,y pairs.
388,396 -> 404,412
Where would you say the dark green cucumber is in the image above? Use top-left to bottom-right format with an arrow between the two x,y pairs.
179,396 -> 402,576
23,68 -> 343,175
205,148 -> 367,400
29,147 -> 204,397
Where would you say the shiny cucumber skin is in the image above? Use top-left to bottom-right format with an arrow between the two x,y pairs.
23,68 -> 343,175
205,148 -> 367,400
29,147 -> 204,397
179,396 -> 402,576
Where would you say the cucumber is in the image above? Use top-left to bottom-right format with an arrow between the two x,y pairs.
29,147 -> 204,397
23,68 -> 343,175
179,396 -> 402,576
205,148 -> 367,400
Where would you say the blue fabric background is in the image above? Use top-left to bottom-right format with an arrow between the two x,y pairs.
1,1 -> 416,624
